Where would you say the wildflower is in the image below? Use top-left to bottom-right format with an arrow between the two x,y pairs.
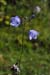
10,16 -> 21,27
29,14 -> 36,20
11,62 -> 20,75
34,6 -> 41,13
29,30 -> 39,40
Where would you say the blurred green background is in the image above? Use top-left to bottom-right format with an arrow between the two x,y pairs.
0,0 -> 50,75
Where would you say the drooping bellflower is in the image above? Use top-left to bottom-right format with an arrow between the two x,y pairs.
29,30 -> 39,40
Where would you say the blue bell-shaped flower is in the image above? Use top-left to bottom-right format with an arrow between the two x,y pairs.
10,16 -> 21,27
29,30 -> 39,40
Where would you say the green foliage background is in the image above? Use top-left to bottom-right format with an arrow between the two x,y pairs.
0,0 -> 50,75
